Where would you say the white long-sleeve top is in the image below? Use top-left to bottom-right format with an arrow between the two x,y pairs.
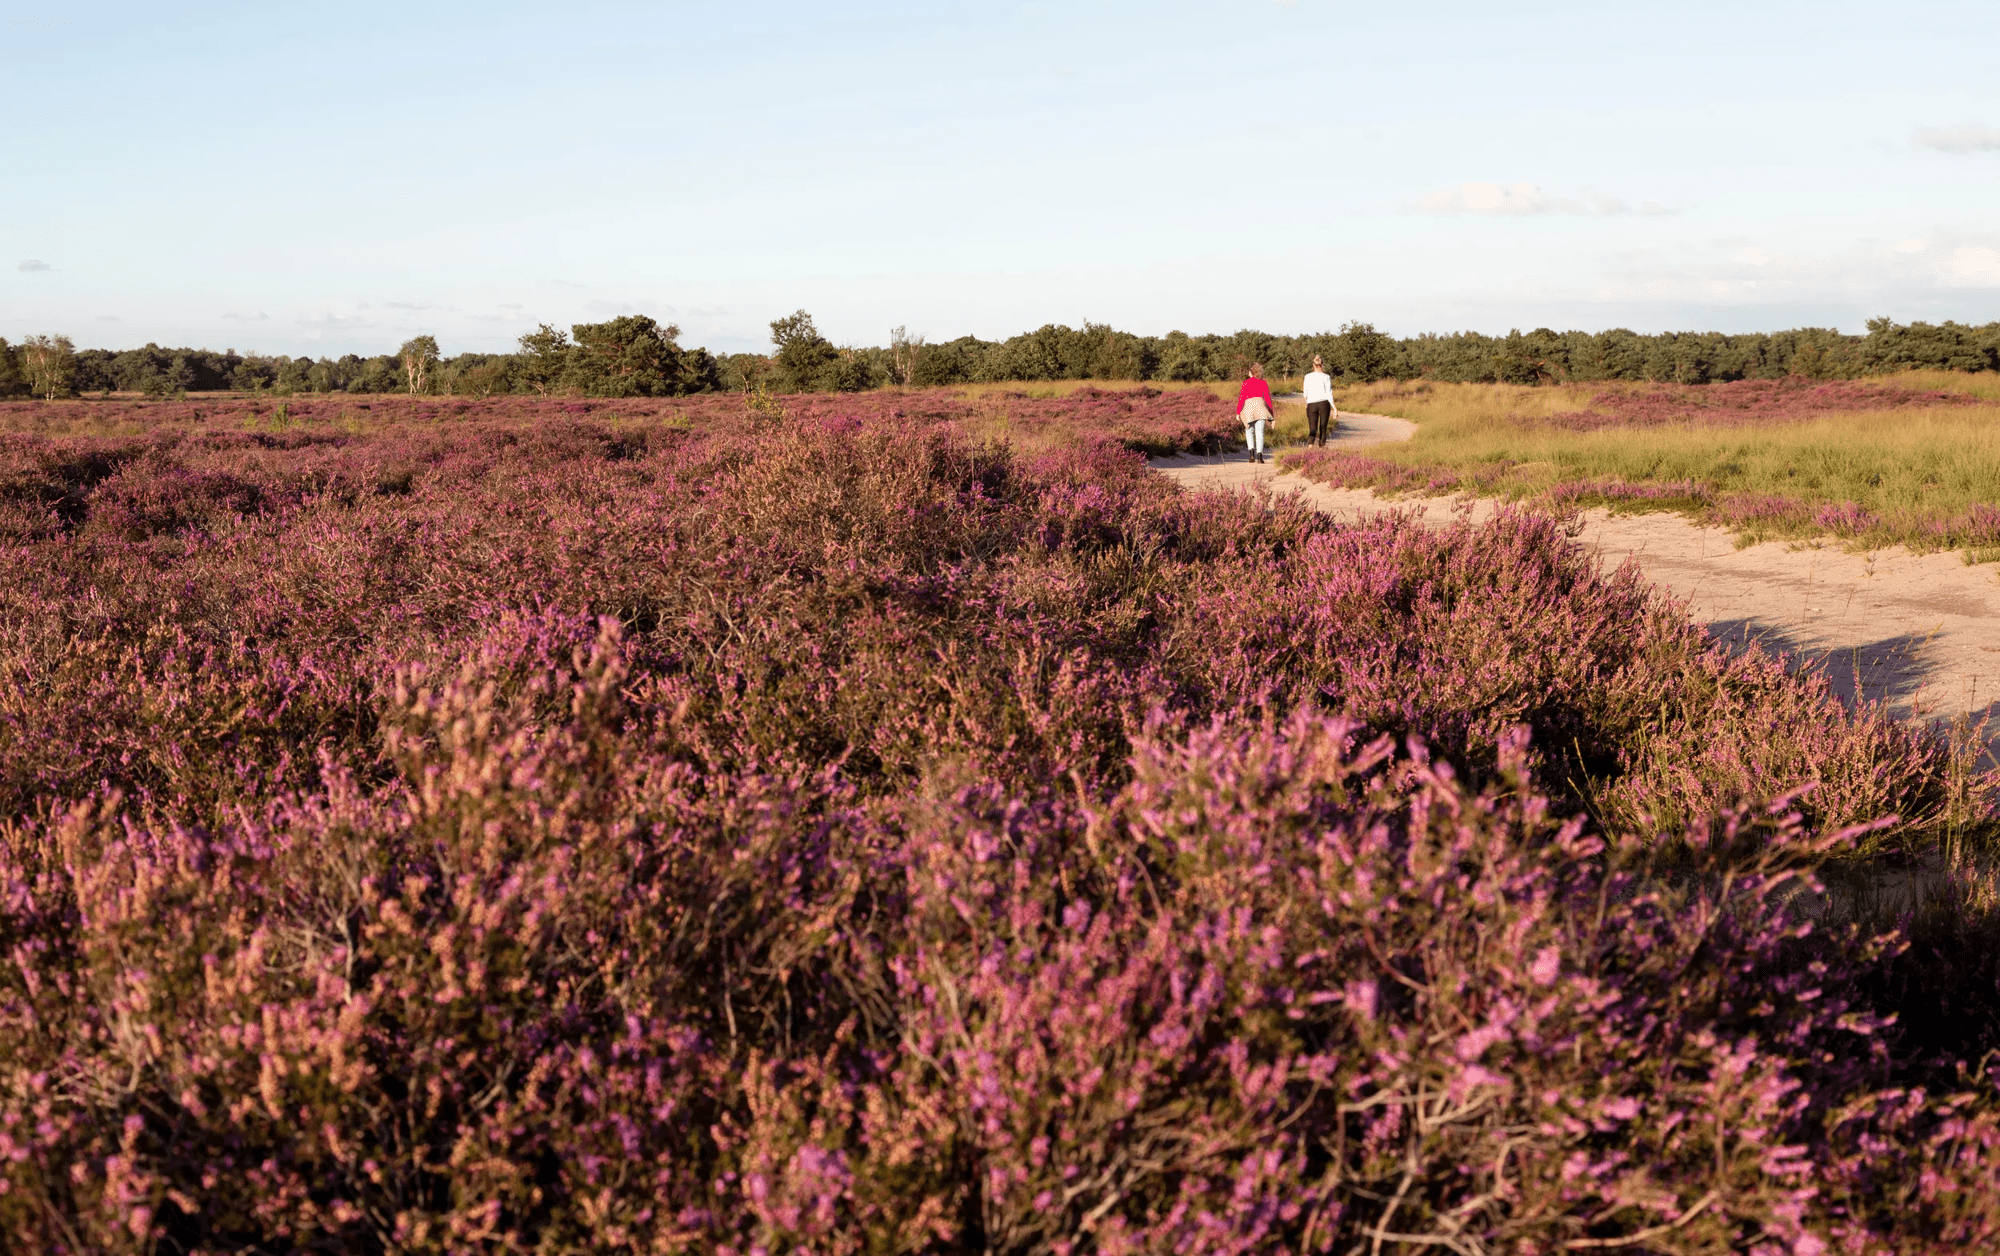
1302,370 -> 1336,406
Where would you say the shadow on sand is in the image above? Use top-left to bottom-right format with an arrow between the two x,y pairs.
1704,618 -> 1999,768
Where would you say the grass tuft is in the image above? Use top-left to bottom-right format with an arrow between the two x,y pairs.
1303,371 -> 2000,552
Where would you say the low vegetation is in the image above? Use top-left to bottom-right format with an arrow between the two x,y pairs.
1,388 -> 1998,1250
1291,372 -> 2000,555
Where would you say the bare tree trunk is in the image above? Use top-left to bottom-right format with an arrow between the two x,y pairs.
890,326 -> 924,387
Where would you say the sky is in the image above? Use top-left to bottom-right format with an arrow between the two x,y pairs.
4,0 -> 1998,358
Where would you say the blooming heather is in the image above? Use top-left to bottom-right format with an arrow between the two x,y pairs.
0,393 -> 1995,1251
1540,377 -> 1981,432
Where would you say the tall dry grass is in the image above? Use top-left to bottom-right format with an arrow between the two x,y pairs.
936,378 -> 1238,404
1311,372 -> 2000,554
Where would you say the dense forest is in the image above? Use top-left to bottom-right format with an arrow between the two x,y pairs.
3,312 -> 1997,400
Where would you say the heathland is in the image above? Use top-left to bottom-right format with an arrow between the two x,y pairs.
1284,372 -> 2000,558
3,384 -> 2000,1251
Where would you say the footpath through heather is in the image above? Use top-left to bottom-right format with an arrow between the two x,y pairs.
1153,411 -> 2000,749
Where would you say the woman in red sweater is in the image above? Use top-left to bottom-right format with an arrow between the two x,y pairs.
1237,364 -> 1275,463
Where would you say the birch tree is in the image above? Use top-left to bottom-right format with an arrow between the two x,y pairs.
20,334 -> 75,399
890,326 -> 925,387
399,335 -> 440,394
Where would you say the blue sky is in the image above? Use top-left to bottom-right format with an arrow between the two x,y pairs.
5,0 -> 1998,357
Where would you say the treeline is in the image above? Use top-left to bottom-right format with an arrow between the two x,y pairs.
831,316 -> 2000,389
5,313 -> 1999,400
0,316 -> 720,401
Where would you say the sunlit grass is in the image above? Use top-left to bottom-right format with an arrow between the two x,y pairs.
1313,373 -> 2000,553
940,378 -> 1236,401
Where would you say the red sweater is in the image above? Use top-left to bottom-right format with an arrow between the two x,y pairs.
1236,376 -> 1274,417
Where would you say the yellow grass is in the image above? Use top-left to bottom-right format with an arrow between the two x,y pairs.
1313,372 -> 2000,554
936,378 -> 1312,456
941,379 -> 1238,402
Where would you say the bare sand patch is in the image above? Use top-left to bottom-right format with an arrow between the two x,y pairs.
1153,412 -> 2000,761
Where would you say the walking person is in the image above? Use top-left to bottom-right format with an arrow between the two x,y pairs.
1303,354 -> 1337,446
1237,363 -> 1274,463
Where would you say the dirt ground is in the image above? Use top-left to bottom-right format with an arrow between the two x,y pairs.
1154,412 -> 2000,765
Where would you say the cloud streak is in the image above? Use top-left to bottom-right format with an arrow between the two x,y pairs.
1417,182 -> 1672,217
17,259 -> 50,272
583,299 -> 675,316
1914,123 -> 2000,153
1596,230 -> 2000,310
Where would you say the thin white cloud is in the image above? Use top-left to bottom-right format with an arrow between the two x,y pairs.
294,310 -> 377,333
220,310 -> 269,322
583,299 -> 676,317
1598,229 -> 2000,305
1944,244 -> 2000,286
17,259 -> 50,272
1914,124 -> 2000,153
1417,181 -> 1667,216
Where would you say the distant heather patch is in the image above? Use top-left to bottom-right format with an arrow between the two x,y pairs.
1541,376 -> 1980,431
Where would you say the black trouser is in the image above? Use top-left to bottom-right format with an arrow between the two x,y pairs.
1306,400 -> 1333,444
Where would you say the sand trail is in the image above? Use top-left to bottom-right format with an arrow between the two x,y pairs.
1153,412 -> 2000,756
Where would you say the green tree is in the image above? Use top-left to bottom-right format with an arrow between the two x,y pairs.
720,352 -> 776,393
20,334 -> 76,399
770,310 -> 839,392
824,346 -> 882,392
517,325 -> 574,395
1220,329 -> 1279,380
1331,321 -> 1398,381
399,336 -> 441,394
910,336 -> 988,387
677,344 -> 722,395
438,354 -> 516,398
1158,331 -> 1218,382
347,356 -> 402,394
232,356 -> 277,392
0,338 -> 26,398
569,315 -> 682,396
1493,328 -> 1566,384
984,327 -> 1064,382
1075,322 -> 1154,380
514,317 -> 713,397
273,356 -> 312,395
1860,319 -> 1999,374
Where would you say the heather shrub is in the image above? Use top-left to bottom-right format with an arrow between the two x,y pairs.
1541,377 -> 1980,431
7,676 -> 2000,1251
1,397 -> 1997,1250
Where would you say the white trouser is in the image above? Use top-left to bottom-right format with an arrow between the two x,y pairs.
1241,397 -> 1271,453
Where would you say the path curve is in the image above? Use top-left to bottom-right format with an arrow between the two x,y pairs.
1152,413 -> 2000,751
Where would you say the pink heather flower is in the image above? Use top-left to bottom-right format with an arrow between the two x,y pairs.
1530,946 -> 1560,987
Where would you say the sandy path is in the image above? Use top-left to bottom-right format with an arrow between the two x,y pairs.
1154,412 -> 2000,756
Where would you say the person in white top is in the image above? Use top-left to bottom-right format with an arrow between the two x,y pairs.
1302,355 -> 1337,446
